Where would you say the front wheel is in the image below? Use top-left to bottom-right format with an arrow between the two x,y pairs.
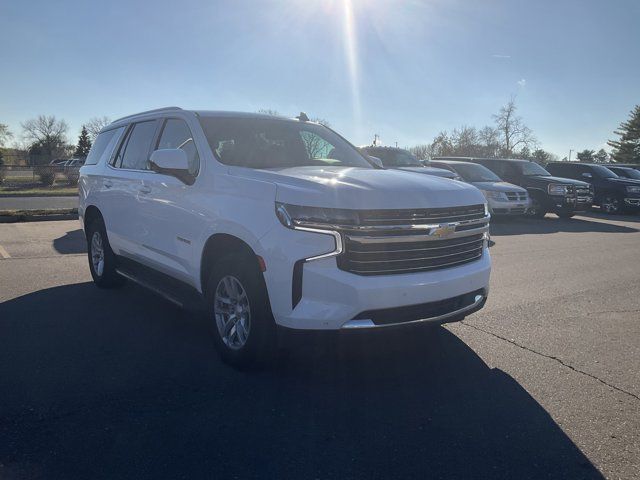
206,253 -> 275,368
601,195 -> 621,214
526,198 -> 547,219
557,211 -> 575,219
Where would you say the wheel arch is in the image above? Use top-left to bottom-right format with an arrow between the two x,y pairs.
200,233 -> 263,295
83,205 -> 103,237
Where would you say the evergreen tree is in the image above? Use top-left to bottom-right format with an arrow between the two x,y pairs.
608,105 -> 640,164
577,149 -> 595,162
75,126 -> 92,158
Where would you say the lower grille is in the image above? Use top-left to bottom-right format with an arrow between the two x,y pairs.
352,289 -> 485,326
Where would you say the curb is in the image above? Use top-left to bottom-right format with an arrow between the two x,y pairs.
0,209 -> 78,223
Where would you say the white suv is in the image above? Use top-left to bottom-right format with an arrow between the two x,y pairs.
79,107 -> 491,366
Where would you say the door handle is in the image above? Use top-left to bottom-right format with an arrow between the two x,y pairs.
104,180 -> 113,189
139,186 -> 152,194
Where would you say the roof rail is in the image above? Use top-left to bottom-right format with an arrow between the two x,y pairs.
112,106 -> 183,123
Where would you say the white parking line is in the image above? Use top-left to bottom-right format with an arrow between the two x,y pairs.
0,244 -> 11,259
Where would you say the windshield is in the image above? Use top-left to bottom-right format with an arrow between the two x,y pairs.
612,167 -> 640,179
591,165 -> 619,178
199,117 -> 373,169
448,163 -> 501,182
365,149 -> 422,167
520,161 -> 551,176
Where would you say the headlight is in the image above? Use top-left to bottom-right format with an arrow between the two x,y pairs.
548,184 -> 568,195
626,185 -> 640,194
275,203 -> 360,228
481,190 -> 507,201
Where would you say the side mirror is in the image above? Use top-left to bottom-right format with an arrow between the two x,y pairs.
149,149 -> 192,184
581,172 -> 593,179
368,155 -> 384,168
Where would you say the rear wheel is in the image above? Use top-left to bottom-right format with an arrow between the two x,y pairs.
206,253 -> 275,368
86,218 -> 125,288
601,195 -> 621,214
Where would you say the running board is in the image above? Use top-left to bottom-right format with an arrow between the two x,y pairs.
116,268 -> 185,308
115,256 -> 206,312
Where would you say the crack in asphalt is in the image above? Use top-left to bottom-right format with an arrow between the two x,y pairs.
585,309 -> 640,315
459,320 -> 640,403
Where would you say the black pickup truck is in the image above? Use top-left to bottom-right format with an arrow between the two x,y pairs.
435,157 -> 593,218
546,162 -> 640,214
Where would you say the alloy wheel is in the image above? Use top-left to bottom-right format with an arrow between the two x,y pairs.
90,231 -> 105,277
601,196 -> 619,214
214,275 -> 251,350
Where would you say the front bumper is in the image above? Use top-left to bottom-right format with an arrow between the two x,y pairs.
488,198 -> 530,216
271,248 -> 491,330
548,194 -> 593,212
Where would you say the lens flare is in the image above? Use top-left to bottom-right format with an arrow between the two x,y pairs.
342,0 -> 362,135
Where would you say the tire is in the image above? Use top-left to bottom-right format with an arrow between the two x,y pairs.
86,218 -> 126,288
526,197 -> 547,219
601,195 -> 621,215
206,253 -> 275,368
557,211 -> 575,219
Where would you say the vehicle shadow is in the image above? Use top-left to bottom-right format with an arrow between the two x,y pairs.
490,215 -> 638,236
579,210 -> 640,223
0,283 -> 603,480
52,229 -> 86,254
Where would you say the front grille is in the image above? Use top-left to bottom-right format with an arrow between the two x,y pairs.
567,185 -> 591,196
335,205 -> 489,276
505,191 -> 528,201
358,204 -> 486,226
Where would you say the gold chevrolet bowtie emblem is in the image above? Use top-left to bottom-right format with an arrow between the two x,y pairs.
431,224 -> 456,238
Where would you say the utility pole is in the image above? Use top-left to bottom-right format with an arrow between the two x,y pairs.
395,141 -> 398,148
373,134 -> 380,146
568,149 -> 573,162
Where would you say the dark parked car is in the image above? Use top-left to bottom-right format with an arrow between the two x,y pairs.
361,146 -> 461,180
435,157 -> 593,218
546,162 -> 640,214
606,165 -> 640,180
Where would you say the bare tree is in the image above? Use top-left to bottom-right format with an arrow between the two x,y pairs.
85,116 -> 111,141
451,126 -> 479,156
0,123 -> 13,146
410,144 -> 430,161
311,117 -> 331,127
21,115 -> 69,161
493,97 -> 536,156
477,126 -> 501,157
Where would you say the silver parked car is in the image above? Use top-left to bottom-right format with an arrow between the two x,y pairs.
431,160 -> 530,216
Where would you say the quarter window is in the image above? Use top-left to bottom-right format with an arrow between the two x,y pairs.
85,127 -> 124,165
156,119 -> 200,175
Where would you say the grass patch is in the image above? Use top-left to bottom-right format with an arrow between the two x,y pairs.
0,184 -> 78,196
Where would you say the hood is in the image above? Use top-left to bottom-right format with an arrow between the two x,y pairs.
394,166 -> 457,179
471,181 -> 527,193
228,166 -> 485,210
605,177 -> 640,187
527,175 -> 590,186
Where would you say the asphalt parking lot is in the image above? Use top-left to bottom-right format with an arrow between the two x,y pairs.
1,214 -> 639,479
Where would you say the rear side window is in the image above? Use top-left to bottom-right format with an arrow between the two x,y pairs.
84,127 -> 124,165
156,119 -> 200,175
114,121 -> 157,170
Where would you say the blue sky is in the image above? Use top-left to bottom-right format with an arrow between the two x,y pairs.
1,0 -> 638,157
